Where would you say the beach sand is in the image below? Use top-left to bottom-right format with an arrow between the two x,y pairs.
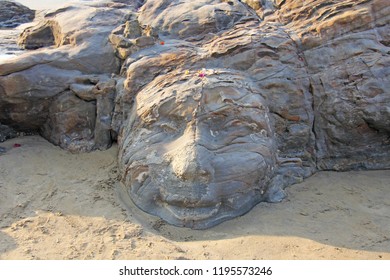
0,135 -> 389,260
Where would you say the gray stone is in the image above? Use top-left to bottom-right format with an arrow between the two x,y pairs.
0,0 -> 35,28
118,71 -> 279,229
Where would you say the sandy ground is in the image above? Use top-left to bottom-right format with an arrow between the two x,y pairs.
0,135 -> 389,260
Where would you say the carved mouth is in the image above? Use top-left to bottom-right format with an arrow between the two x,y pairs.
161,193 -> 219,208
158,182 -> 219,207
163,202 -> 222,222
157,183 -> 222,222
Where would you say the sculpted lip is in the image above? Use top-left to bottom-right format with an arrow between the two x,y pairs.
158,184 -> 219,208
160,194 -> 219,208
163,203 -> 222,221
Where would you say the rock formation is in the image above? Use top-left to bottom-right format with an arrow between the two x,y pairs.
0,0 -> 35,28
0,0 -> 126,152
0,0 -> 389,228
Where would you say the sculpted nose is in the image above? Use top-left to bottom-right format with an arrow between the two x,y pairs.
171,143 -> 214,181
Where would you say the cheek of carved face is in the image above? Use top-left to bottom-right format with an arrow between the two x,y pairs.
121,88 -> 277,228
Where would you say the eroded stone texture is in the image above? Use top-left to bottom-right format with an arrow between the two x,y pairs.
1,0 -> 389,228
118,71 -> 282,228
0,65 -> 80,131
271,0 -> 390,170
202,20 -> 316,179
41,91 -> 96,152
241,0 -> 276,19
138,0 -> 258,40
40,76 -> 117,152
0,1 -> 134,150
113,0 -> 389,227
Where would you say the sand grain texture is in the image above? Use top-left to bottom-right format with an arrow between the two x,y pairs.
0,136 -> 389,259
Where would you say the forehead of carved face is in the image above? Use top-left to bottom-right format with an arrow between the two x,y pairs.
120,75 -> 277,228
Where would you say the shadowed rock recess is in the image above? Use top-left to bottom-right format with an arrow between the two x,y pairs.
0,0 -> 389,228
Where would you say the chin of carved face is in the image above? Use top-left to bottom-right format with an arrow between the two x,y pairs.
119,75 -> 277,228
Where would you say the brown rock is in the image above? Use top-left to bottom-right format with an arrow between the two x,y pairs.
18,20 -> 64,50
138,0 -> 258,40
41,92 -> 96,152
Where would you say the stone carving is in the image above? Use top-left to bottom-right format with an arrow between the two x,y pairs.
118,71 -> 285,228
0,0 -> 389,228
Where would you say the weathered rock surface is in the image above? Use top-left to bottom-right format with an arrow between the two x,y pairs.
269,0 -> 390,170
0,0 -> 35,28
0,0 -> 389,228
18,20 -> 63,49
0,1 -> 135,150
118,70 -> 282,228
138,0 -> 257,40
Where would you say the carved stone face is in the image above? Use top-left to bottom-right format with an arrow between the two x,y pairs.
119,73 -> 277,228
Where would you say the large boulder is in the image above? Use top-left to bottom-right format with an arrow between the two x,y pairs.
114,0 -> 390,228
40,76 -> 116,152
0,1 -> 131,150
0,0 -> 35,28
41,91 -> 96,152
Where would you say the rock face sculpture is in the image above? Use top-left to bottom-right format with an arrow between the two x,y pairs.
0,0 -> 389,228
118,71 -> 283,228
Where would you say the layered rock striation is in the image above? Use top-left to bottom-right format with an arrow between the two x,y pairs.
0,0 -> 389,228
